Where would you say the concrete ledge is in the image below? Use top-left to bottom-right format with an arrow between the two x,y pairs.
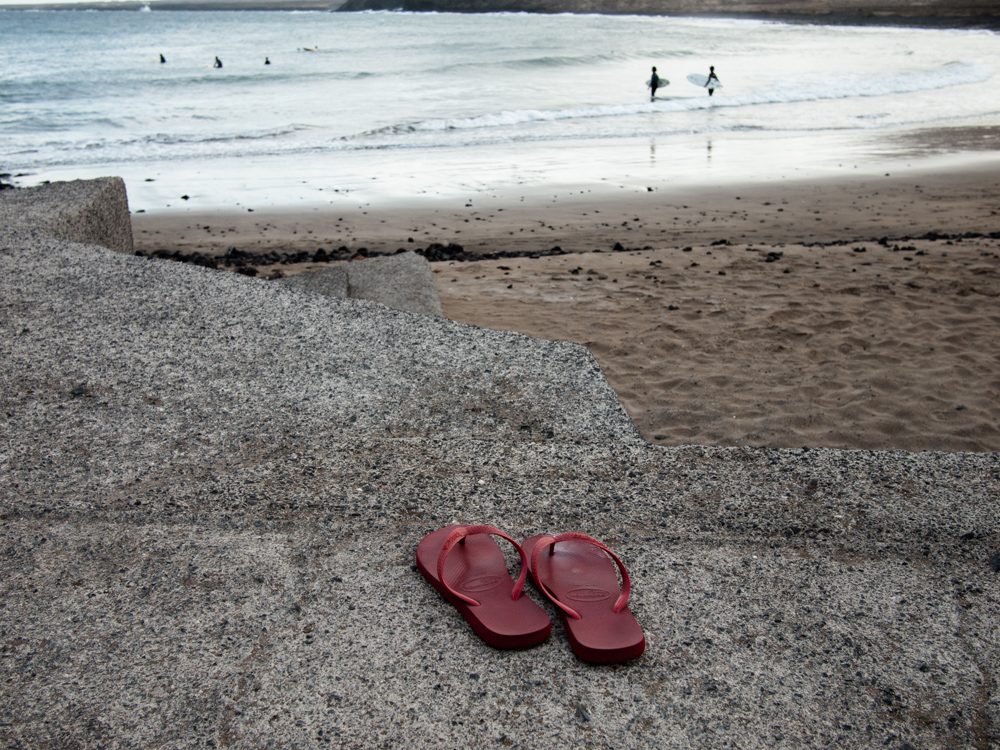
278,265 -> 351,299
280,251 -> 443,316
0,177 -> 133,253
345,251 -> 443,316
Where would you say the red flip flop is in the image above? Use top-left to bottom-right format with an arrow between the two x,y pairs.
523,532 -> 645,664
416,524 -> 551,649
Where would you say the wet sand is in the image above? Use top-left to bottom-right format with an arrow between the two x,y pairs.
132,155 -> 1000,258
131,160 -> 1000,452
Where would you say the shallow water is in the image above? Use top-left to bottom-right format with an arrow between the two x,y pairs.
3,10 -> 999,209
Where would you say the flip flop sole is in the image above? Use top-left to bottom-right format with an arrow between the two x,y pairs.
416,525 -> 551,649
524,533 -> 645,664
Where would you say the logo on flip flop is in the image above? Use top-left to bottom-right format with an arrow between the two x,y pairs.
567,587 -> 611,602
461,575 -> 503,592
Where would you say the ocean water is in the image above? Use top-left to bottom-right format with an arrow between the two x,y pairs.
3,9 -> 999,210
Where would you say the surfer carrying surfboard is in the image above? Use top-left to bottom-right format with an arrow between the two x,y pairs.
649,66 -> 661,101
706,65 -> 720,97
686,69 -> 723,95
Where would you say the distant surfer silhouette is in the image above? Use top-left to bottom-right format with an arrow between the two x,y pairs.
265,56 -> 271,65
214,56 -> 223,69
649,66 -> 661,101
707,65 -> 720,96
159,53 -> 166,64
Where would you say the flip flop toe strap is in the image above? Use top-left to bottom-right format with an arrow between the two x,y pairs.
531,532 -> 632,620
437,524 -> 529,607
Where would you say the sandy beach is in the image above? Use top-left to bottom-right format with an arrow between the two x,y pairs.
131,157 -> 1000,453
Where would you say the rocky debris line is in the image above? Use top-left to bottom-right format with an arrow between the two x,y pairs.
134,241 -> 573,273
804,230 -> 1000,247
136,230 -> 1000,274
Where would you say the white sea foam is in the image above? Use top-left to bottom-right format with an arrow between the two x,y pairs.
388,60 -> 990,135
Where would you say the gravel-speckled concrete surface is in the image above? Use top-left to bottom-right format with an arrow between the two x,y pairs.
344,251 -> 443,316
1,182 -> 998,748
279,252 -> 443,316
278,266 -> 351,300
0,177 -> 133,253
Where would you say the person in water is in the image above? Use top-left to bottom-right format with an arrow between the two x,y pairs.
265,56 -> 271,65
707,65 -> 720,96
159,53 -> 166,64
649,66 -> 661,101
214,56 -> 223,69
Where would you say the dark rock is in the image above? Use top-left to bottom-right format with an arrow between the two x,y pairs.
190,254 -> 218,270
420,243 -> 467,262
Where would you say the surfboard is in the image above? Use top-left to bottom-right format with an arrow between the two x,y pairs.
687,73 -> 722,89
646,78 -> 669,88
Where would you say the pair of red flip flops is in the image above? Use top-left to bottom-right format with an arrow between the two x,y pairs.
416,524 -> 645,664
